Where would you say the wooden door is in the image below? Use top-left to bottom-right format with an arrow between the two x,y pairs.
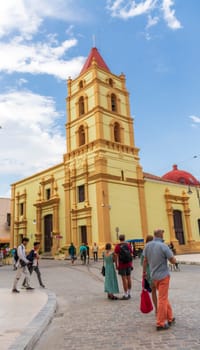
80,226 -> 87,244
173,210 -> 185,245
44,214 -> 53,252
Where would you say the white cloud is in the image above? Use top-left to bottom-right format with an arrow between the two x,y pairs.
106,0 -> 182,30
17,78 -> 28,86
0,37 -> 85,79
0,90 -> 66,181
0,1 -> 41,39
162,0 -> 182,29
189,115 -> 200,124
146,14 -> 159,29
0,1 -> 90,39
107,0 -> 157,19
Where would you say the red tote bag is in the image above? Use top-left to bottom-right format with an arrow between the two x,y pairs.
140,279 -> 153,314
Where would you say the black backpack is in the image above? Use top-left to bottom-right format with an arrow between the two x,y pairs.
119,244 -> 132,263
26,249 -> 35,263
14,248 -> 19,262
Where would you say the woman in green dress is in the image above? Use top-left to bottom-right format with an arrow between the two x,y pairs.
103,243 -> 119,300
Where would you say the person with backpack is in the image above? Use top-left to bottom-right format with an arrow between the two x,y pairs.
22,241 -> 45,288
79,243 -> 87,264
68,242 -> 76,264
114,234 -> 133,300
12,237 -> 34,293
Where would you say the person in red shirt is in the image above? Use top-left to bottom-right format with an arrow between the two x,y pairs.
114,234 -> 133,300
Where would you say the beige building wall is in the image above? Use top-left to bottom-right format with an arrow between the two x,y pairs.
108,183 -> 142,241
11,163 -> 66,251
144,178 -> 200,252
0,198 -> 10,244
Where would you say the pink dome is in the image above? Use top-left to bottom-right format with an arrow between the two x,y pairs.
162,164 -> 200,185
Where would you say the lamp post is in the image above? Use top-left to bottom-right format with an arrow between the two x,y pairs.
187,185 -> 200,207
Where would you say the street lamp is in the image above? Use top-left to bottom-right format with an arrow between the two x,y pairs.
187,185 -> 200,207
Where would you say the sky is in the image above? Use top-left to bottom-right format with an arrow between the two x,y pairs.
0,0 -> 200,197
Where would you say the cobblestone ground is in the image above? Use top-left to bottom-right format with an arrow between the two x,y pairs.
1,258 -> 200,349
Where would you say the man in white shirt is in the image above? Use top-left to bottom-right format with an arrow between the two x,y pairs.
92,242 -> 99,262
12,237 -> 34,293
22,241 -> 45,288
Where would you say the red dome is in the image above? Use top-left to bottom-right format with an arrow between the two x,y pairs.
162,164 -> 200,185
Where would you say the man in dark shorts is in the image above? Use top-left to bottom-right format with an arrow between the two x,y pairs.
114,234 -> 133,300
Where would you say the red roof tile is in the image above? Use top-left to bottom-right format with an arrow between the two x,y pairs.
80,47 -> 110,74
144,172 -> 183,184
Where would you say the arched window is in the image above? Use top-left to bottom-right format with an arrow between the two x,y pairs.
114,122 -> 120,142
79,125 -> 85,146
111,93 -> 117,112
79,96 -> 85,116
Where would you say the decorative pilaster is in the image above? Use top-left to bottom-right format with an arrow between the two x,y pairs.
182,191 -> 194,243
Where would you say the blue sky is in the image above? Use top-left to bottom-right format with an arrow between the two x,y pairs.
0,0 -> 200,197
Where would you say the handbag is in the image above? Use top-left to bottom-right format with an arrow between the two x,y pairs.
101,265 -> 105,276
140,279 -> 153,314
144,278 -> 152,293
101,254 -> 105,276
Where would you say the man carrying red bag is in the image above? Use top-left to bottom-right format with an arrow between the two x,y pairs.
143,229 -> 177,331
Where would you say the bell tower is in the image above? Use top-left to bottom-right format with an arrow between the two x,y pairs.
63,47 -> 148,247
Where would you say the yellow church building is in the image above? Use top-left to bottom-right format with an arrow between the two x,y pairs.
10,47 -> 200,255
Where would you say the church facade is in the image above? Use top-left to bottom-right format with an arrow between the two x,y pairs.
10,48 -> 200,255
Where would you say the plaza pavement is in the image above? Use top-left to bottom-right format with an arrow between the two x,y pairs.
1,254 -> 200,350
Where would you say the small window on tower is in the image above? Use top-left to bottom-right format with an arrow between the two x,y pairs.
46,188 -> 51,200
111,94 -> 117,112
78,185 -> 85,202
114,122 -> 120,142
79,96 -> 85,116
79,125 -> 85,146
79,80 -> 83,89
108,78 -> 113,87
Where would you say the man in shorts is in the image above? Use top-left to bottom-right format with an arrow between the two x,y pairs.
114,234 -> 133,300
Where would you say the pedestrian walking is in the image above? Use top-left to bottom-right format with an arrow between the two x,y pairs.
92,242 -> 99,262
68,242 -> 76,264
12,237 -> 34,293
0,248 -> 3,266
114,234 -> 133,300
86,243 -> 90,264
22,241 -> 45,288
79,243 -> 87,264
104,243 -> 119,300
143,229 -> 177,331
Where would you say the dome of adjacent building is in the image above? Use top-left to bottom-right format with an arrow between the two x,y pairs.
162,164 -> 200,185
